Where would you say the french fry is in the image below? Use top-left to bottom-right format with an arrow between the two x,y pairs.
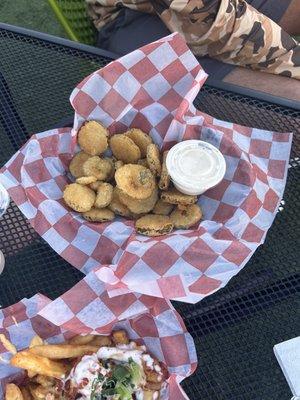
10,351 -> 68,378
27,336 -> 43,379
90,335 -> 112,347
68,334 -> 94,345
29,344 -> 99,359
29,336 -> 44,348
0,334 -> 17,355
20,387 -> 32,400
112,330 -> 129,345
5,383 -> 23,400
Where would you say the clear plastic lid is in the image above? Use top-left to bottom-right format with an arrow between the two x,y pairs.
166,140 -> 226,195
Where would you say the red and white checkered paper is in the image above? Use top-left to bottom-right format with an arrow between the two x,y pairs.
0,33 -> 292,303
0,277 -> 197,400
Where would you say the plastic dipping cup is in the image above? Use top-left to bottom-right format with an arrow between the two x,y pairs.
166,140 -> 226,195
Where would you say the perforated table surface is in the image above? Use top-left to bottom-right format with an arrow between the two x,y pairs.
0,24 -> 299,400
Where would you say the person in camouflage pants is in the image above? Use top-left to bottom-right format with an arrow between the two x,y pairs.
86,0 -> 300,79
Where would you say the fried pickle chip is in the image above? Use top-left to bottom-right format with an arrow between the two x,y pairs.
69,151 -> 91,178
89,181 -> 103,191
114,160 -> 124,170
152,199 -> 174,216
115,164 -> 156,200
83,156 -> 113,181
6,384 -> 23,400
63,183 -> 95,212
125,128 -> 153,157
119,187 -> 158,214
137,158 -> 148,168
177,203 -> 188,211
78,121 -> 108,156
94,182 -> 113,208
170,204 -> 202,229
104,157 -> 115,181
135,215 -> 173,236
147,144 -> 161,176
109,187 -> 132,217
159,151 -> 170,190
161,188 -> 197,205
76,176 -> 97,185
110,134 -> 141,163
82,207 -> 115,222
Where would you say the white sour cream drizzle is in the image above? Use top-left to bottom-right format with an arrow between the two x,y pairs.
68,353 -> 107,397
65,342 -> 163,400
97,344 -> 145,367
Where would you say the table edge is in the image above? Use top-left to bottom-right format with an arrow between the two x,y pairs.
1,22 -> 300,112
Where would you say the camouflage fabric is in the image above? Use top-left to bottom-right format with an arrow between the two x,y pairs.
86,0 -> 300,79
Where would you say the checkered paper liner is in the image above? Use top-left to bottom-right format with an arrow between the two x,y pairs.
0,279 -> 197,400
0,33 -> 292,303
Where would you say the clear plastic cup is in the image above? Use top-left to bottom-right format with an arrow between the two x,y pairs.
0,182 -> 9,217
166,140 -> 226,196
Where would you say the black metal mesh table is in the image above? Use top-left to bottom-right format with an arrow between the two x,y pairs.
0,24 -> 299,400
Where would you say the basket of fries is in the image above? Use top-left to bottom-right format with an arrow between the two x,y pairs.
0,33 -> 292,303
0,275 -> 197,399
